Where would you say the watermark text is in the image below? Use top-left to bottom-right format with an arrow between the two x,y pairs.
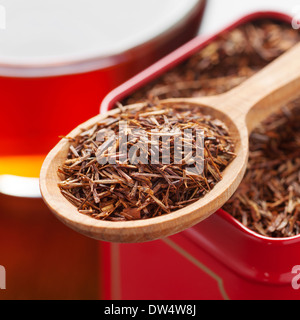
0,265 -> 6,290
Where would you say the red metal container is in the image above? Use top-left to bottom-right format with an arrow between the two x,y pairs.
100,12 -> 300,300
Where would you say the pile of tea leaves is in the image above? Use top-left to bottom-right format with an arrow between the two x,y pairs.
223,102 -> 300,237
124,20 -> 300,105
58,104 -> 236,221
123,19 -> 300,237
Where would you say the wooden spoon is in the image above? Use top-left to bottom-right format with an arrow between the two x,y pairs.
40,42 -> 300,243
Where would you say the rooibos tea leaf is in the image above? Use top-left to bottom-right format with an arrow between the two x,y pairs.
124,20 -> 300,105
58,103 -> 236,221
223,102 -> 300,238
122,19 -> 300,237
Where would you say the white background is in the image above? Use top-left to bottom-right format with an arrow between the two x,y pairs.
200,0 -> 300,34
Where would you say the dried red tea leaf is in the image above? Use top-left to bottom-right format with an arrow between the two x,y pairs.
58,104 -> 235,221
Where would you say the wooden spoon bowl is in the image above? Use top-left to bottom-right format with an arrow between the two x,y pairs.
40,42 -> 300,243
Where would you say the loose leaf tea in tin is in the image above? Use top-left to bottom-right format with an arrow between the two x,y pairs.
124,20 -> 300,104
123,20 -> 300,237
223,103 -> 300,238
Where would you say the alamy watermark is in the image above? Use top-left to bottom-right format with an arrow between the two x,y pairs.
292,5 -> 300,29
0,265 -> 5,290
291,266 -> 300,290
0,5 -> 5,30
95,122 -> 205,176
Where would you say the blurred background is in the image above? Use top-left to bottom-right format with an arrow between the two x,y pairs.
201,0 -> 300,34
0,0 -> 299,300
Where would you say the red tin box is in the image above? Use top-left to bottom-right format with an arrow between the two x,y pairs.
100,11 -> 300,300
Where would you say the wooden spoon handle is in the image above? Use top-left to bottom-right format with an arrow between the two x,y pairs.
211,42 -> 300,132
